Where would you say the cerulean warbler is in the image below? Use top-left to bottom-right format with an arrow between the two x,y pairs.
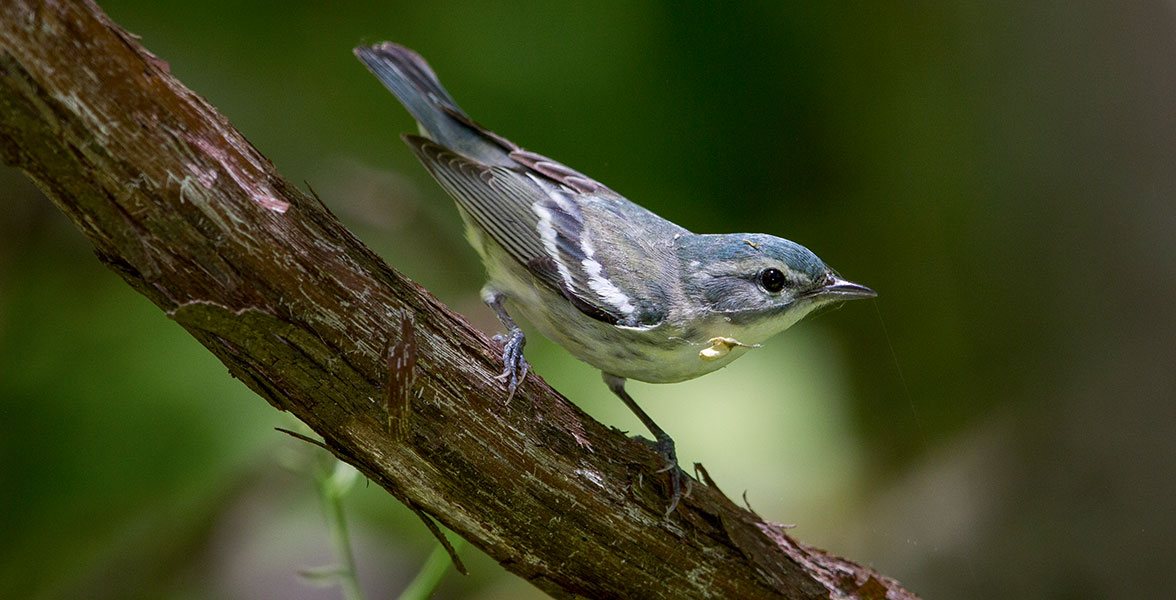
356,43 -> 875,513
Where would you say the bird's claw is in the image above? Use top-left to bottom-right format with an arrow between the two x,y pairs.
634,435 -> 685,516
493,328 -> 528,402
653,436 -> 684,516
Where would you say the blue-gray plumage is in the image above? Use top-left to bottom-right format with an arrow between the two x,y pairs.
355,42 -> 875,515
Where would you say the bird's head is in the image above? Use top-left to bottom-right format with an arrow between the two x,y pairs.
677,233 -> 875,342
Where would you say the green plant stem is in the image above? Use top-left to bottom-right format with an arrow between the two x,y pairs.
317,461 -> 366,600
397,538 -> 465,600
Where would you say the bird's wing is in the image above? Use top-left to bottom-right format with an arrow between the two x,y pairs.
404,134 -> 662,327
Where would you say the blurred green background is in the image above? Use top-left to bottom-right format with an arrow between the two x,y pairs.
3,2 -> 1175,598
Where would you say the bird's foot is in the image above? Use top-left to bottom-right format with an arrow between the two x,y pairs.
634,434 -> 686,517
491,328 -> 528,402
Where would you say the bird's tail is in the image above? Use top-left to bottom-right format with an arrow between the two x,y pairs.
355,42 -> 510,165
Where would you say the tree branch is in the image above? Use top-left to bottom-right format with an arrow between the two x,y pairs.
0,2 -> 917,598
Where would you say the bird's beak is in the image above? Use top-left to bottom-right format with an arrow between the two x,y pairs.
801,276 -> 877,302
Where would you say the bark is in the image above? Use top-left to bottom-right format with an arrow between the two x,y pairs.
0,2 -> 918,599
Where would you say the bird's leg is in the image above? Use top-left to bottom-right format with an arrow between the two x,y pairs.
603,373 -> 683,516
483,288 -> 528,402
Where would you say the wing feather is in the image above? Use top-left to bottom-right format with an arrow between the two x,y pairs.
404,134 -> 660,327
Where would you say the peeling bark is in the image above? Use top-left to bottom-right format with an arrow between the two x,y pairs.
0,2 -> 919,599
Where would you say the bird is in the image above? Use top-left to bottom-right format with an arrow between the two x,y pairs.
354,42 -> 876,515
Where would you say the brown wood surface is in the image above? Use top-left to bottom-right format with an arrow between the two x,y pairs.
0,2 -> 919,598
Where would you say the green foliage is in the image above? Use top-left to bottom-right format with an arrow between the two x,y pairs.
4,2 -> 1174,599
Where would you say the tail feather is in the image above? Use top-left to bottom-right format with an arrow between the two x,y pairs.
354,43 -> 462,126
355,42 -> 509,166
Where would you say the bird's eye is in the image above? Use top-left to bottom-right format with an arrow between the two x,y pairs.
758,268 -> 787,293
